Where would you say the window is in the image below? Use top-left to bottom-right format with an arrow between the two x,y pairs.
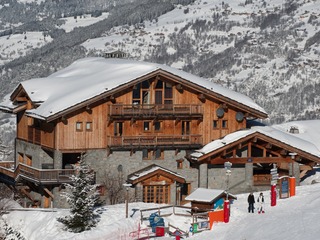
132,80 -> 173,106
155,90 -> 163,105
182,121 -> 190,135
144,121 -> 150,131
154,121 -> 162,131
142,90 -> 150,105
164,82 -> 173,98
222,120 -> 228,128
86,122 -> 92,131
76,122 -> 83,131
143,185 -> 170,204
114,122 -> 123,136
132,84 -> 141,104
213,120 -> 219,129
155,80 -> 163,89
154,149 -> 163,160
142,149 -> 151,160
142,149 -> 163,160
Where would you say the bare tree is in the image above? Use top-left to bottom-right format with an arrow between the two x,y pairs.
101,170 -> 126,205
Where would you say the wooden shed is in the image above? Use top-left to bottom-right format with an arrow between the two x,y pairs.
185,188 -> 237,211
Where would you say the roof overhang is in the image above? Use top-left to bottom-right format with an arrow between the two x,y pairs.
191,130 -> 320,165
127,164 -> 186,185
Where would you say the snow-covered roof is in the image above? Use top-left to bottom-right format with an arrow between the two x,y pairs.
185,188 -> 236,203
128,164 -> 185,183
0,57 -> 267,120
191,120 -> 320,160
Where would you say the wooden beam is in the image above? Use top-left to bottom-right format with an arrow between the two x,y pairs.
299,170 -> 308,179
220,103 -> 228,112
16,97 -> 28,102
175,149 -> 180,156
109,95 -> 116,104
299,164 -> 313,171
175,84 -> 183,93
61,116 -> 68,125
266,143 -> 272,149
197,93 -> 206,103
107,116 -> 113,126
209,156 -> 293,165
12,104 -> 27,113
44,188 -> 54,199
130,117 -> 136,126
20,188 -> 35,202
248,142 -> 252,157
130,149 -> 135,156
280,149 -> 287,156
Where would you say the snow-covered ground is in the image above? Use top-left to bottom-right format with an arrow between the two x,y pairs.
0,32 -> 52,65
2,170 -> 320,240
56,13 -> 110,33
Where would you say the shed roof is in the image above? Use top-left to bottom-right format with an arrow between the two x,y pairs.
185,188 -> 237,203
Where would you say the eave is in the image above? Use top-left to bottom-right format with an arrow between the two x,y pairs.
195,131 -> 320,165
157,69 -> 268,119
127,164 -> 186,185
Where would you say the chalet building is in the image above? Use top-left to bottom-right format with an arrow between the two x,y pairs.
0,57 -> 319,208
104,50 -> 128,58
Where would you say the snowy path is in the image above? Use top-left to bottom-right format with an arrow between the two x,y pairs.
189,184 -> 320,240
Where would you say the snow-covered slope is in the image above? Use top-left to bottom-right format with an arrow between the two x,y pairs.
2,177 -> 320,240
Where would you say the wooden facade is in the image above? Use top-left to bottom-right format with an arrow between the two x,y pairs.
14,73 -> 256,152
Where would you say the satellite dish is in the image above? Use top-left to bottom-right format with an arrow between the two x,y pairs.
236,112 -> 244,122
216,107 -> 224,118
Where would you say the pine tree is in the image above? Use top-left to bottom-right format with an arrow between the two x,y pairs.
57,158 -> 100,233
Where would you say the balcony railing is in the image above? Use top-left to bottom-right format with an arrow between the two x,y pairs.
108,104 -> 203,120
108,135 -> 202,149
0,162 -> 75,185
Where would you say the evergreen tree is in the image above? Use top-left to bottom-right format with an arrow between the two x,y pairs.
57,158 -> 100,233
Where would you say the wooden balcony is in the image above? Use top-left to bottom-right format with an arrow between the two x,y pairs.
108,135 -> 203,150
0,162 -> 75,185
108,104 -> 203,120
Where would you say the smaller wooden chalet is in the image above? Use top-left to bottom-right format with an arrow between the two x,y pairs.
189,123 -> 320,192
127,164 -> 185,204
185,188 -> 237,211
